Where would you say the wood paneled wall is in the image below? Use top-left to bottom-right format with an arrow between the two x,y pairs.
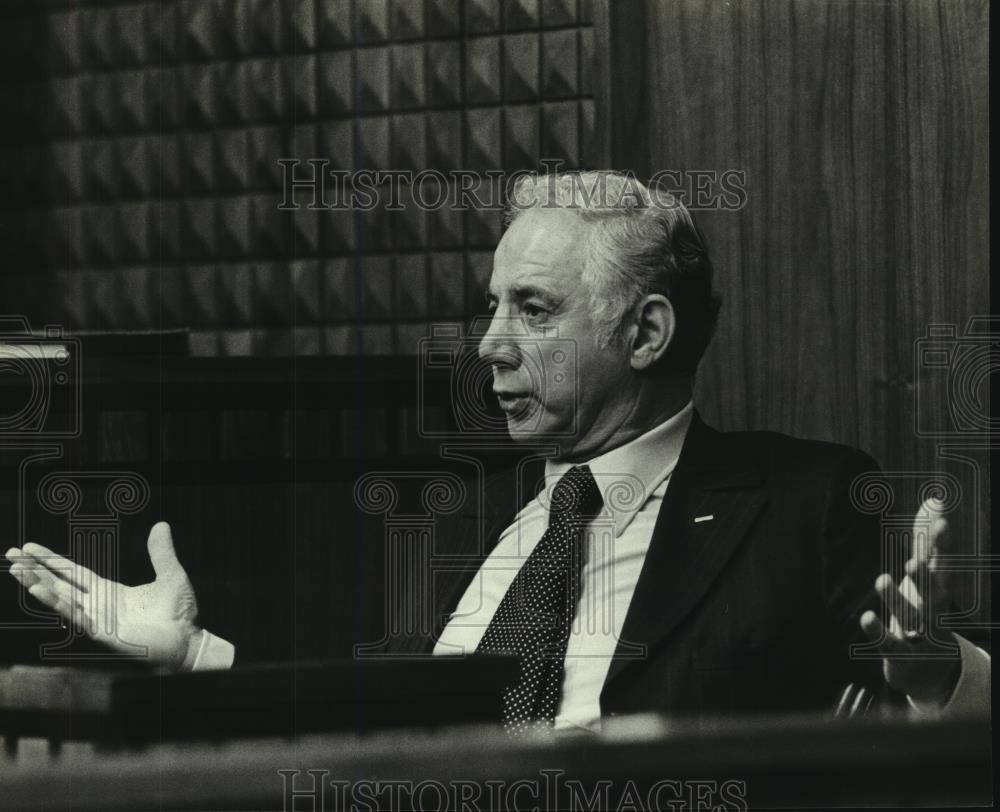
598,0 -> 989,460
595,0 -> 990,621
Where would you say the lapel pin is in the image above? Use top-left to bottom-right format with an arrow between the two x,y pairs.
694,514 -> 714,523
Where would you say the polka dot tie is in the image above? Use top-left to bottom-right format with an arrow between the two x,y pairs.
476,465 -> 603,735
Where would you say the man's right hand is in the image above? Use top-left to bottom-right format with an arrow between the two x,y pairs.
5,521 -> 204,671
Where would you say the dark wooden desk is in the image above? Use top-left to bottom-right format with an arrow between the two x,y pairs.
0,657 -> 519,748
0,714 -> 991,810
2,663 -> 991,808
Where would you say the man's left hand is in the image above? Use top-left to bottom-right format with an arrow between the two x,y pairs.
860,497 -> 961,705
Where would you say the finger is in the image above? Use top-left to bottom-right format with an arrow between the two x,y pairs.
147,522 -> 185,579
27,582 -> 86,626
929,513 -> 951,553
5,548 -> 39,587
30,567 -> 83,607
903,556 -> 928,600
927,543 -> 953,602
8,562 -> 42,589
9,553 -> 91,629
875,573 -> 916,635
912,497 -> 949,562
859,610 -> 907,655
21,542 -> 97,591
13,549 -> 85,594
908,543 -> 952,600
908,553 -> 953,629
18,562 -> 93,623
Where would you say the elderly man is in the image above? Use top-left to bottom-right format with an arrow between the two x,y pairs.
5,171 -> 989,732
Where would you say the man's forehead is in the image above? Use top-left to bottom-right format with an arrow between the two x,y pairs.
487,265 -> 566,298
491,209 -> 588,286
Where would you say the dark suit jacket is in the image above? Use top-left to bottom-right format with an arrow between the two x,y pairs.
390,414 -> 894,720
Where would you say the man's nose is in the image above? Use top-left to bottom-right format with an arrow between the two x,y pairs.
477,312 -> 523,368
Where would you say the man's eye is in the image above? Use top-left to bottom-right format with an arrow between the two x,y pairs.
523,303 -> 547,318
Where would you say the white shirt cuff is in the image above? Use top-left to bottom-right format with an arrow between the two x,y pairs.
907,634 -> 990,716
190,630 -> 236,671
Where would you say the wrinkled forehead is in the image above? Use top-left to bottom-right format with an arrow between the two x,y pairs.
492,208 -> 590,286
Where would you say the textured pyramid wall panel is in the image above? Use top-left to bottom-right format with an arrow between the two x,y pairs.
0,0 -> 598,356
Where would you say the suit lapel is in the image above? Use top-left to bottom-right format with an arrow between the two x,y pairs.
603,415 -> 768,687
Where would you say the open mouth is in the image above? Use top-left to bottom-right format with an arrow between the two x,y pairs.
494,392 -> 533,416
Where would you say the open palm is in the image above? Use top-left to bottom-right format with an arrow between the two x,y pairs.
6,522 -> 202,671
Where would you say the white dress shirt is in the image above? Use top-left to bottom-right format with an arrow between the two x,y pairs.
433,403 -> 695,731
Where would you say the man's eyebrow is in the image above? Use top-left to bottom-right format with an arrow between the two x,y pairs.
512,285 -> 559,303
487,285 -> 561,305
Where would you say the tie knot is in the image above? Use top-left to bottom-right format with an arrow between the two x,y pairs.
549,464 -> 603,523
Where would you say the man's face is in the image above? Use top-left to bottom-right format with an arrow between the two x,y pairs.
479,208 -> 633,457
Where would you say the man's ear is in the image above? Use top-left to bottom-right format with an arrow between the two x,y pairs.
629,294 -> 676,372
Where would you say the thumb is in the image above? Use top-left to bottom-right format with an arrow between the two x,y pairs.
147,522 -> 185,579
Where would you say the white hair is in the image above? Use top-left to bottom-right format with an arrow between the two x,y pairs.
503,171 -> 721,373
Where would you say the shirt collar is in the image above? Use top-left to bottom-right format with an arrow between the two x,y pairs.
544,401 -> 695,537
